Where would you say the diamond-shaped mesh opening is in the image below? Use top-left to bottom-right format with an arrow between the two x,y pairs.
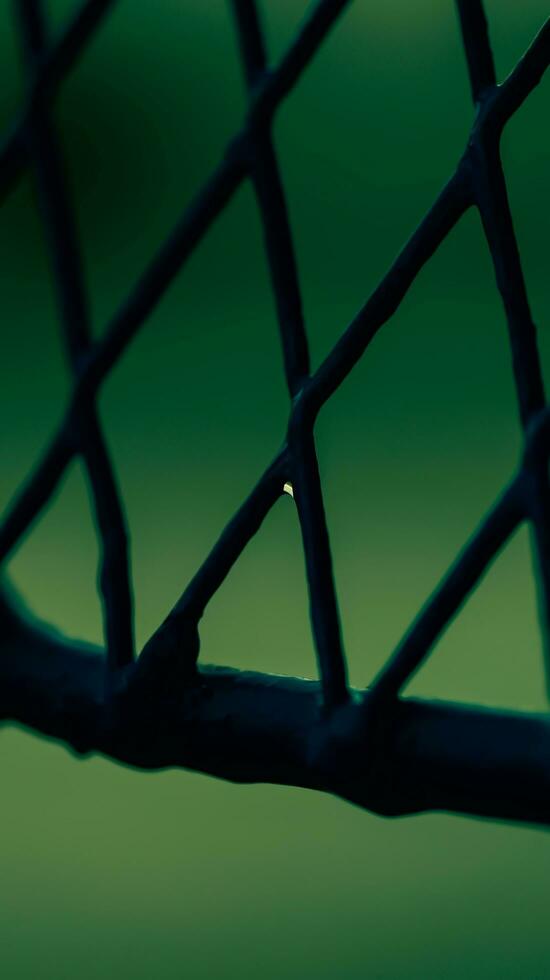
316,206 -> 523,688
7,460 -> 102,645
274,0 -> 471,369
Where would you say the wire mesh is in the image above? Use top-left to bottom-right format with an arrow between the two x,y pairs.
1,0 -> 549,712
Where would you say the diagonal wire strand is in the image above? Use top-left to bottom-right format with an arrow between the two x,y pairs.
370,476 -> 525,701
231,0 -> 348,707
455,0 -> 497,102
0,0 -> 116,205
15,0 -> 134,670
456,0 -> 550,694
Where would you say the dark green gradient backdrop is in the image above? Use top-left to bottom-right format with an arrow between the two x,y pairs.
1,2 -> 550,977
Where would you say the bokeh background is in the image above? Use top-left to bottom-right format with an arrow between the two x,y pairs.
1,1 -> 550,977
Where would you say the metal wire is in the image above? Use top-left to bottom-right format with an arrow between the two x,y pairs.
15,0 -> 134,674
1,0 -> 549,712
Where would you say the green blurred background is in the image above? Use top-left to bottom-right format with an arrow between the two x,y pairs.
1,1 -> 550,977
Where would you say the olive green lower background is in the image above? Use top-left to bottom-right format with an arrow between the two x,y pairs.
1,1 -> 550,977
